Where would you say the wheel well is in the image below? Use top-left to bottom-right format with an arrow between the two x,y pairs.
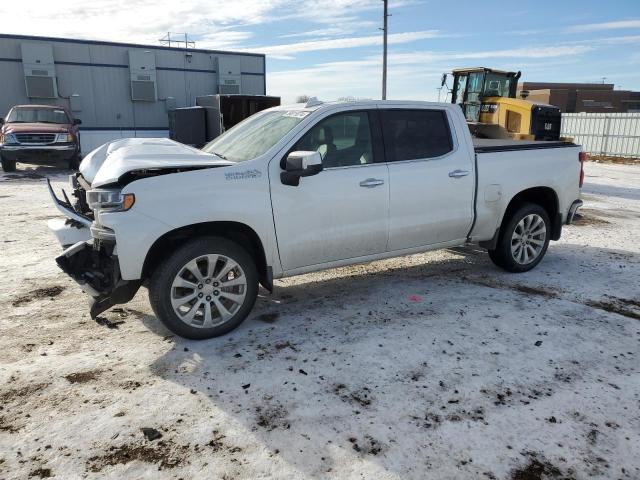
142,222 -> 271,291
503,186 -> 561,240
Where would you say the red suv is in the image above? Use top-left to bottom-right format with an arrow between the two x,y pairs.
0,105 -> 82,172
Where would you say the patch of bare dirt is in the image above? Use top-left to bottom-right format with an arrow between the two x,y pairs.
65,370 -> 102,384
586,296 -> 640,320
0,415 -> 20,433
571,211 -> 610,227
333,383 -> 373,408
256,312 -> 279,323
1,172 -> 45,180
255,397 -> 290,431
511,452 -> 576,480
586,156 -> 639,165
207,430 -> 243,455
87,441 -> 185,472
94,317 -> 125,329
12,286 -> 65,307
28,467 -> 52,478
347,435 -> 383,456
463,276 -> 559,299
0,383 -> 49,404
480,384 -> 555,407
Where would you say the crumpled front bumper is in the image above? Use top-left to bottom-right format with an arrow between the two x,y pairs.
47,178 -> 140,318
56,241 -> 141,318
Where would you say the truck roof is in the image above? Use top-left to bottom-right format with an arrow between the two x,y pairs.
271,99 -> 457,113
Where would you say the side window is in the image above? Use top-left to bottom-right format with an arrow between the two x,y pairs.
381,109 -> 453,161
293,111 -> 374,168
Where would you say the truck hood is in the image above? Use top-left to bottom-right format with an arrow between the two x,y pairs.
3,123 -> 70,134
80,137 -> 233,188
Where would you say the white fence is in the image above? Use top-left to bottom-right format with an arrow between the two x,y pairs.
561,113 -> 640,158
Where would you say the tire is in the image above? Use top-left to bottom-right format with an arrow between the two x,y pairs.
149,236 -> 258,339
1,155 -> 16,172
488,202 -> 551,273
68,153 -> 81,170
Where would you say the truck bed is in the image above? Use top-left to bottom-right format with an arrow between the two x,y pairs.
473,138 -> 576,153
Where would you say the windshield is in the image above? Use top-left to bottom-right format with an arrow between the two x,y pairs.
483,73 -> 513,97
202,110 -> 309,162
7,108 -> 70,124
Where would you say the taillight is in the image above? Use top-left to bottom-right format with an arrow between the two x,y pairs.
578,152 -> 586,188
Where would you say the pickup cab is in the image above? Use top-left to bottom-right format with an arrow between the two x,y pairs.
48,100 -> 584,339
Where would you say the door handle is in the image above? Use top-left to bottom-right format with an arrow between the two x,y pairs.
449,169 -> 470,178
359,178 -> 385,188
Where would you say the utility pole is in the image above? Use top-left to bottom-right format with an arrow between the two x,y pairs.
381,0 -> 389,100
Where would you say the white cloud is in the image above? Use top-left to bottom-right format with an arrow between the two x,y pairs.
386,45 -> 593,66
255,30 -> 442,55
268,44 -> 594,103
0,0 -> 285,47
567,19 -> 640,33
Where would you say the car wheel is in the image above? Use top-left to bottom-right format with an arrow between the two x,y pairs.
148,236 -> 258,339
488,202 -> 550,273
1,156 -> 16,172
68,153 -> 81,170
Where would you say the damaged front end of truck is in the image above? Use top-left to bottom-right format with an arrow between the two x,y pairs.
47,176 -> 141,318
47,137 -> 234,319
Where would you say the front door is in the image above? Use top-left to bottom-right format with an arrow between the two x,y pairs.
381,107 -> 475,251
270,110 -> 389,272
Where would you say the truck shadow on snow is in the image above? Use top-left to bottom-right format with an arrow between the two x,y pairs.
0,164 -> 70,182
127,242 -> 639,478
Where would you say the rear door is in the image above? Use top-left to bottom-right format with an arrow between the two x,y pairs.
270,109 -> 390,271
381,107 -> 475,251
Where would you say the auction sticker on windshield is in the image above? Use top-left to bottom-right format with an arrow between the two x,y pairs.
282,111 -> 310,118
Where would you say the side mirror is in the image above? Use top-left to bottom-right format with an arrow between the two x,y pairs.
73,118 -> 82,125
281,151 -> 323,186
441,73 -> 447,87
0,118 -> 4,125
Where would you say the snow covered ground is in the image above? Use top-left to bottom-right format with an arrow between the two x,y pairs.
0,162 -> 638,480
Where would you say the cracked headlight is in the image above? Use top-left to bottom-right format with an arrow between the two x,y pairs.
87,189 -> 135,212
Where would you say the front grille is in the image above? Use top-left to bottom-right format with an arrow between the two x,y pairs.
14,133 -> 56,144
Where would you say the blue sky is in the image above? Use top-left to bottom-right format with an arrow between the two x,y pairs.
2,0 -> 639,102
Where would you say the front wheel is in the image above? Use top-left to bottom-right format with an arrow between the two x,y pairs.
488,202 -> 550,273
1,155 -> 16,172
149,237 -> 258,339
68,153 -> 81,170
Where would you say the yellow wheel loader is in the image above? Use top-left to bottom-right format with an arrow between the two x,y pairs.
442,67 -> 562,141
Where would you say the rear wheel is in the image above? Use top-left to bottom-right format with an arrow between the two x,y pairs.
488,202 -> 550,272
1,155 -> 16,172
149,236 -> 258,339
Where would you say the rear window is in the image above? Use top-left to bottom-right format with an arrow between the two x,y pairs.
381,109 -> 453,161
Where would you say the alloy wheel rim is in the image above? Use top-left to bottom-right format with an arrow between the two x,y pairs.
510,214 -> 546,265
170,254 -> 247,328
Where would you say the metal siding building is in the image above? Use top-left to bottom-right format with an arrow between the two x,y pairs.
0,34 -> 266,152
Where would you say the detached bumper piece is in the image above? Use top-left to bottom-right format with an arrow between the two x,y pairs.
56,241 -> 140,318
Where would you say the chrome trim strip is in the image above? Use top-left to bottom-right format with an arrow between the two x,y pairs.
2,145 -> 75,151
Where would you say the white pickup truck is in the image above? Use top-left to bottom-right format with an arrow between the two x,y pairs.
48,99 -> 584,339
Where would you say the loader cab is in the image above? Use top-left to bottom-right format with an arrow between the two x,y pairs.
449,68 -> 520,122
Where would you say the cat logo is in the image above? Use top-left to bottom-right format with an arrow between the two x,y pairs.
544,123 -> 553,131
